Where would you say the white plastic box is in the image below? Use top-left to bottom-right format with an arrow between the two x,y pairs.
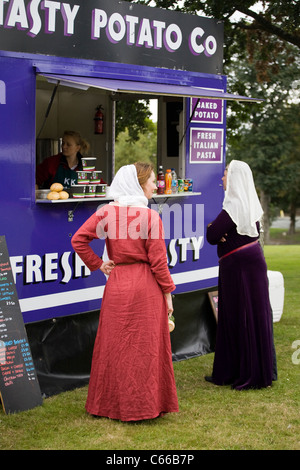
267,271 -> 285,322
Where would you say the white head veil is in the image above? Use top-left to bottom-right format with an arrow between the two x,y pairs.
106,164 -> 148,207
223,160 -> 263,237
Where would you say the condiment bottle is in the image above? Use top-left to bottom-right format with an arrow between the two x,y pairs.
165,169 -> 172,194
157,165 -> 165,194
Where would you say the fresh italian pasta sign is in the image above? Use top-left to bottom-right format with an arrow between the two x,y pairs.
0,0 -> 223,73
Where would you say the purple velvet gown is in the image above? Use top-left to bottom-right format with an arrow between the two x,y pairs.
206,210 -> 275,390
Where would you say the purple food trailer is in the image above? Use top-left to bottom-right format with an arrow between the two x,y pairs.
0,0 -> 258,396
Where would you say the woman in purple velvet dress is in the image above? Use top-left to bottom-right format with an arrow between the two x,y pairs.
206,160 -> 276,390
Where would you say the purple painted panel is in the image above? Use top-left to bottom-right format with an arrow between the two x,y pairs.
38,74 -> 252,101
1,54 -> 223,324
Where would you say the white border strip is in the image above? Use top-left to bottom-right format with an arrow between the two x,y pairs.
20,286 -> 105,312
172,266 -> 219,285
19,267 -> 219,313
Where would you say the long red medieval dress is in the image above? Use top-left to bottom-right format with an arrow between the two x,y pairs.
71,203 -> 179,421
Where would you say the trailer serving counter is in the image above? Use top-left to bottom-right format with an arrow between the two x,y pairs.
0,0 -> 258,396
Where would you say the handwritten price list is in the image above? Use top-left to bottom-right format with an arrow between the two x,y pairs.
0,334 -> 37,388
0,236 -> 42,414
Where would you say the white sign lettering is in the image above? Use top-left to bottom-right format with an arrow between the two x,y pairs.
0,0 -> 219,57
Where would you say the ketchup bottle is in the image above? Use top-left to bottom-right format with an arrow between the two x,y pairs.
157,165 -> 165,194
165,169 -> 172,194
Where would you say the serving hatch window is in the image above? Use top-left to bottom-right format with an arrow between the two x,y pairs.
114,98 -> 158,173
35,75 -> 113,190
34,75 -> 184,193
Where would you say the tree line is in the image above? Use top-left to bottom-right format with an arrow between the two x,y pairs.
119,1 -> 300,239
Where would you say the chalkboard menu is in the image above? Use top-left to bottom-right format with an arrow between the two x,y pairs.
0,236 -> 42,414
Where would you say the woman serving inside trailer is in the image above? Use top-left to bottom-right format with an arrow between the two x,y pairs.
36,130 -> 97,189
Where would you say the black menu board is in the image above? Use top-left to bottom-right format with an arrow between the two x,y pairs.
0,236 -> 43,414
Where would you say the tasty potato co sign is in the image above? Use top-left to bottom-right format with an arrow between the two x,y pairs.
0,0 -> 224,73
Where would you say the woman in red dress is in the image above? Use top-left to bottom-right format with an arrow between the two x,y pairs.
71,162 -> 179,421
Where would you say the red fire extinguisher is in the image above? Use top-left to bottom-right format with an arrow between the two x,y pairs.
94,105 -> 104,134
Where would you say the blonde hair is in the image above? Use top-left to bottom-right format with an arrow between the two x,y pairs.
134,162 -> 154,188
63,131 -> 90,154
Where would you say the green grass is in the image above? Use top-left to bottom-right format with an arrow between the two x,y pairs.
0,246 -> 299,450
269,227 -> 300,245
